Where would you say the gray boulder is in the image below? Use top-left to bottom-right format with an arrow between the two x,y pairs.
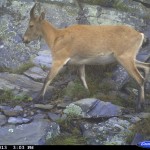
0,119 -> 60,145
71,98 -> 123,118
81,117 -> 131,145
0,0 -> 78,69
32,51 -> 52,69
0,73 -> 54,99
2,106 -> 23,117
8,117 -> 32,124
0,115 -> 7,126
24,66 -> 47,82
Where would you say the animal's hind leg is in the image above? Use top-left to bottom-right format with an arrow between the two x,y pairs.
116,56 -> 145,111
135,60 -> 150,80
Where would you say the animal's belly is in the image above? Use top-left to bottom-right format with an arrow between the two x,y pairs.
68,53 -> 116,65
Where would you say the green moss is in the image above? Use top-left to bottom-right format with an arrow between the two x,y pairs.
0,61 -> 34,74
126,132 -> 135,144
82,0 -> 113,6
52,63 -> 148,110
0,18 -> 9,40
12,61 -> 34,74
46,134 -> 86,145
126,116 -> 150,144
63,80 -> 89,100
50,116 -> 86,145
0,89 -> 32,105
113,0 -> 133,13
0,67 -> 12,73
0,89 -> 14,103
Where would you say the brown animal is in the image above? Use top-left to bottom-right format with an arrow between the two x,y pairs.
23,3 -> 150,111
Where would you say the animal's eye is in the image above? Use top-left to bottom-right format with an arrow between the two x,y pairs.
29,25 -> 34,28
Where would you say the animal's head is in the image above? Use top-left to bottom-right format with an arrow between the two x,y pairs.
23,3 -> 45,44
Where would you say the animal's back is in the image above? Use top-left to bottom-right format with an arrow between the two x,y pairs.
61,24 -> 142,57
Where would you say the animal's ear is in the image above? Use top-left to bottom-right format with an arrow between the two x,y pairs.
30,3 -> 37,19
39,12 -> 45,21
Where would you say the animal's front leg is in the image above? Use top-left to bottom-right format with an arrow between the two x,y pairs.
33,57 -> 70,103
79,65 -> 89,90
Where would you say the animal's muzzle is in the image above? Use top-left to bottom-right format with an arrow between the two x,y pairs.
22,36 -> 30,44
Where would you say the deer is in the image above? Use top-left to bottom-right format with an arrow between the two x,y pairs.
23,3 -> 150,112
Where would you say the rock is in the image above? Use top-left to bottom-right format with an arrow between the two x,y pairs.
0,73 -> 54,100
13,106 -> 23,112
137,112 -> 150,119
30,111 -> 35,116
131,133 -> 144,145
0,1 -> 78,69
124,115 -> 141,123
0,119 -> 59,145
24,66 -> 47,82
0,105 -> 11,112
57,101 -> 72,108
39,0 -> 74,5
47,112 -> 61,121
0,1 -> 40,69
136,49 -> 150,62
83,2 -> 148,29
112,66 -> 130,90
112,49 -> 150,90
33,114 -> 47,120
130,116 -> 141,123
2,106 -> 23,117
45,122 -> 60,141
33,55 -> 52,69
124,112 -> 150,123
34,104 -> 54,110
81,117 -> 131,145
8,117 -> 32,124
0,115 -> 7,126
73,98 -> 123,118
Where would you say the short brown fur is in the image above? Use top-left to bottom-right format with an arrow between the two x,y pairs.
23,3 -> 150,111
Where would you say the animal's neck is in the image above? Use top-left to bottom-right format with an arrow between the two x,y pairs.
41,20 -> 58,50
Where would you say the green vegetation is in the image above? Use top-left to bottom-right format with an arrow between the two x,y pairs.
82,0 -> 113,6
54,64 -> 139,109
113,1 -> 131,12
78,0 -> 132,13
0,61 -> 34,74
63,80 -> 89,100
50,64 -> 150,111
0,89 -> 14,103
0,67 -> 12,73
46,134 -> 86,145
12,61 -> 34,74
0,89 -> 32,105
46,113 -> 86,145
64,103 -> 82,118
126,116 -> 150,144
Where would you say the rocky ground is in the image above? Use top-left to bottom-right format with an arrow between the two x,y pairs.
0,0 -> 150,145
